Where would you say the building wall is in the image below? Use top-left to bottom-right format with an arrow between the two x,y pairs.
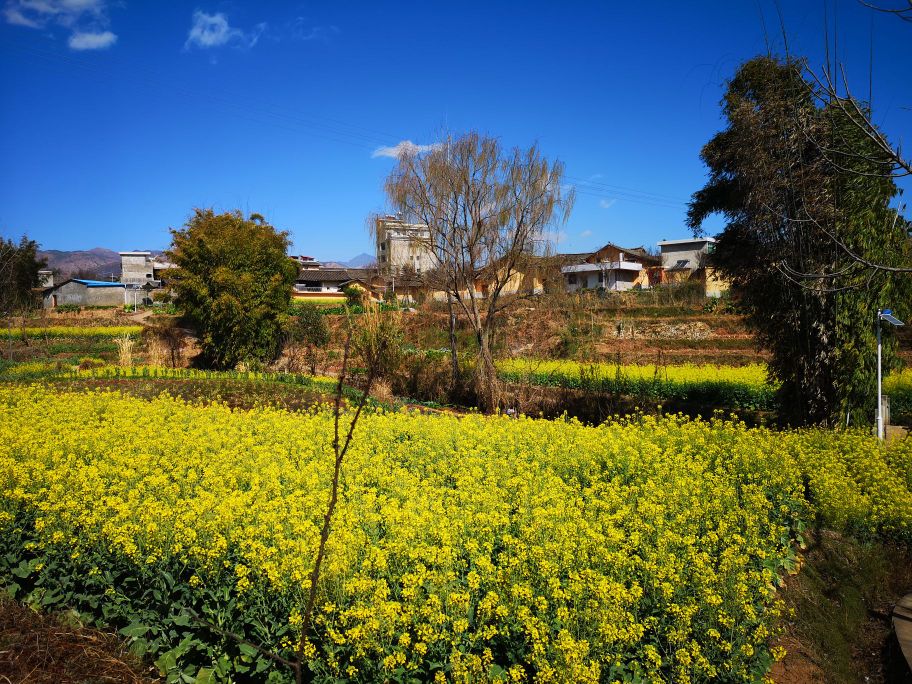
565,271 -> 596,292
610,270 -> 640,291
659,241 -> 711,271
704,268 -> 728,298
38,271 -> 54,288
292,290 -> 346,301
376,218 -> 437,274
121,253 -> 154,286
43,282 -> 126,308
294,279 -> 347,293
564,265 -> 648,293
588,244 -> 625,264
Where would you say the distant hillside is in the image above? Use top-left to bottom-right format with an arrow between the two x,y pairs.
39,248 -> 376,280
321,253 -> 377,269
39,248 -> 121,280
344,252 -> 375,268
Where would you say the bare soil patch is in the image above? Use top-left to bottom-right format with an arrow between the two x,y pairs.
773,533 -> 912,683
0,597 -> 155,684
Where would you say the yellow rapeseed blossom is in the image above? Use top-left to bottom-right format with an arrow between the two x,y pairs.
0,385 -> 909,681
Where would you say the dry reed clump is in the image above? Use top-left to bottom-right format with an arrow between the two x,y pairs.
114,334 -> 134,367
142,326 -> 187,368
144,334 -> 170,367
369,377 -> 395,404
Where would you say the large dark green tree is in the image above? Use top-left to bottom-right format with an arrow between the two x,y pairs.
167,209 -> 298,369
689,56 -> 911,426
0,235 -> 47,313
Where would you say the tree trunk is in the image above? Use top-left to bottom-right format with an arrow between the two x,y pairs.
447,295 -> 459,393
475,328 -> 499,413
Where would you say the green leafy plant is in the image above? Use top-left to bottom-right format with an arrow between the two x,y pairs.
167,209 -> 298,370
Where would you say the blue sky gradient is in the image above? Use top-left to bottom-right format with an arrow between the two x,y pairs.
1,1 -> 910,260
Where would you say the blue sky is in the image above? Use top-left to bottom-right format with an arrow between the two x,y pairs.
1,1 -> 910,261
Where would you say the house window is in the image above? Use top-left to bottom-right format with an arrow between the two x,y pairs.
568,274 -> 577,285
145,273 -> 153,278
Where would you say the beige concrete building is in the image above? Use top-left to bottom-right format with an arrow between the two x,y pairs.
657,238 -> 716,274
657,237 -> 728,297
37,270 -> 54,288
375,216 -> 437,275
119,251 -> 175,287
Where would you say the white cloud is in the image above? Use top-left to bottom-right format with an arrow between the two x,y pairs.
290,18 -> 338,42
599,198 -> 617,209
185,11 -> 265,50
4,0 -> 116,49
3,5 -> 41,26
68,29 -> 115,49
579,229 -> 593,238
371,140 -> 441,159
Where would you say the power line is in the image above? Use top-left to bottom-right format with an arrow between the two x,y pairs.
564,175 -> 689,205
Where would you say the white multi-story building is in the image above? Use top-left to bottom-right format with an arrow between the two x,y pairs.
375,216 -> 437,275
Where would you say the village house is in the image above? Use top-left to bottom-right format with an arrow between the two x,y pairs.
37,269 -> 54,288
560,242 -> 660,292
42,279 -> 127,309
291,257 -> 350,301
119,251 -> 175,288
657,237 -> 727,297
291,256 -> 394,302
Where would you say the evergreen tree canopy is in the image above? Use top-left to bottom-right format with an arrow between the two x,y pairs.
167,209 -> 297,369
0,235 -> 47,313
688,56 -> 912,426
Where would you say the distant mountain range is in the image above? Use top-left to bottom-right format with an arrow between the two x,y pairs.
38,247 -> 121,280
38,248 -> 377,280
338,252 -> 375,268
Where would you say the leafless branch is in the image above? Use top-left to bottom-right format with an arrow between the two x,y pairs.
297,305 -> 387,684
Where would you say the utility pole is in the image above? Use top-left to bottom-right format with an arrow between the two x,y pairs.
877,310 -> 883,440
876,308 -> 904,440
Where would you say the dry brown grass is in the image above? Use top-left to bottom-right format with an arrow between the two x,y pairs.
114,333 -> 134,367
0,597 -> 156,683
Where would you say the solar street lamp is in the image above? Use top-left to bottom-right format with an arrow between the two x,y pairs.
877,308 -> 904,440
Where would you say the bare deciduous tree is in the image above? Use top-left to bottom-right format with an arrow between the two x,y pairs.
384,131 -> 573,412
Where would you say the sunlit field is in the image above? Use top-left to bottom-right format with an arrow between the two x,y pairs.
2,385 -> 910,681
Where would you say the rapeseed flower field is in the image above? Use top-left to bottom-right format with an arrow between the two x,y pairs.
497,360 -> 771,388
2,385 -> 910,681
2,325 -> 143,339
499,360 -> 912,416
497,360 -> 775,410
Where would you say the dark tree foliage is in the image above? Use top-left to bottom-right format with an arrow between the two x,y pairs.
167,209 -> 297,370
285,302 -> 331,374
689,56 -> 912,426
0,235 -> 47,313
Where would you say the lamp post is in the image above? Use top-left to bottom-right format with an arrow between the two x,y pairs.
876,308 -> 904,440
